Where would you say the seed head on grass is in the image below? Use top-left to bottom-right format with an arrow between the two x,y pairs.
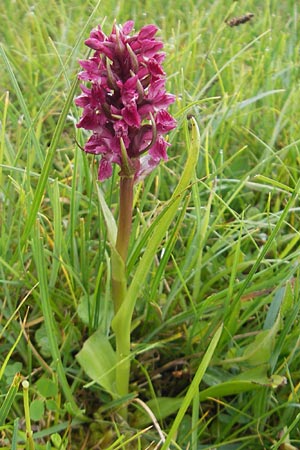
75,20 -> 177,181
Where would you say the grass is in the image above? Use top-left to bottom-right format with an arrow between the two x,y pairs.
1,0 -> 300,448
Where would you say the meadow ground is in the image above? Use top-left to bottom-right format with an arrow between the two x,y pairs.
1,0 -> 300,448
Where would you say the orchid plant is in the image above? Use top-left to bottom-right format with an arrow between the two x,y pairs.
75,20 -> 199,418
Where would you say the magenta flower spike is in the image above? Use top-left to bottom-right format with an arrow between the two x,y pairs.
75,20 -> 176,182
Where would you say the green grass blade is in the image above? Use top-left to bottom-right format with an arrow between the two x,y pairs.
0,372 -> 22,426
160,324 -> 223,450
0,90 -> 9,186
0,324 -> 23,382
11,418 -> 19,450
49,179 -> 62,288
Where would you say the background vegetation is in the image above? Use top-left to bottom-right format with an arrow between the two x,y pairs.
1,0 -> 300,448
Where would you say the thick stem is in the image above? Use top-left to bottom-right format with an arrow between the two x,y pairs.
112,175 -> 134,314
111,175 -> 134,418
115,176 -> 134,264
115,327 -> 130,399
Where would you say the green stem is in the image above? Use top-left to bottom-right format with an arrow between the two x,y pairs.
112,175 -> 134,415
115,329 -> 131,400
22,380 -> 35,450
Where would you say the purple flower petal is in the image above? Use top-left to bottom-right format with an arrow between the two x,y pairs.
149,137 -> 170,161
84,38 -> 103,51
98,158 -> 113,180
147,58 -> 165,78
122,101 -> 141,127
140,24 -> 159,39
122,20 -> 135,35
155,110 -> 177,133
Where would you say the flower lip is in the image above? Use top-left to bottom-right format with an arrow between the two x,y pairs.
75,20 -> 177,181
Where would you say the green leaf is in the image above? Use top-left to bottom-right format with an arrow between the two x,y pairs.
264,288 -> 284,330
76,328 -> 117,395
36,378 -> 58,398
198,371 -> 287,401
30,399 -> 45,421
97,185 -> 117,247
200,363 -> 287,403
280,282 -> 294,317
35,323 -> 61,359
51,433 -> 63,448
45,399 -> 58,411
242,314 -> 280,366
3,362 -> 23,385
97,184 -> 127,320
77,293 -> 95,326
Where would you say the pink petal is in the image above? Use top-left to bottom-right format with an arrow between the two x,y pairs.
155,110 -> 177,133
138,24 -> 159,40
122,102 -> 141,127
85,38 -> 103,50
147,58 -> 165,78
98,158 -> 113,180
122,20 -> 135,35
149,137 -> 169,161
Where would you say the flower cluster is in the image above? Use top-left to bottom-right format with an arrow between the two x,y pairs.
75,20 -> 176,181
